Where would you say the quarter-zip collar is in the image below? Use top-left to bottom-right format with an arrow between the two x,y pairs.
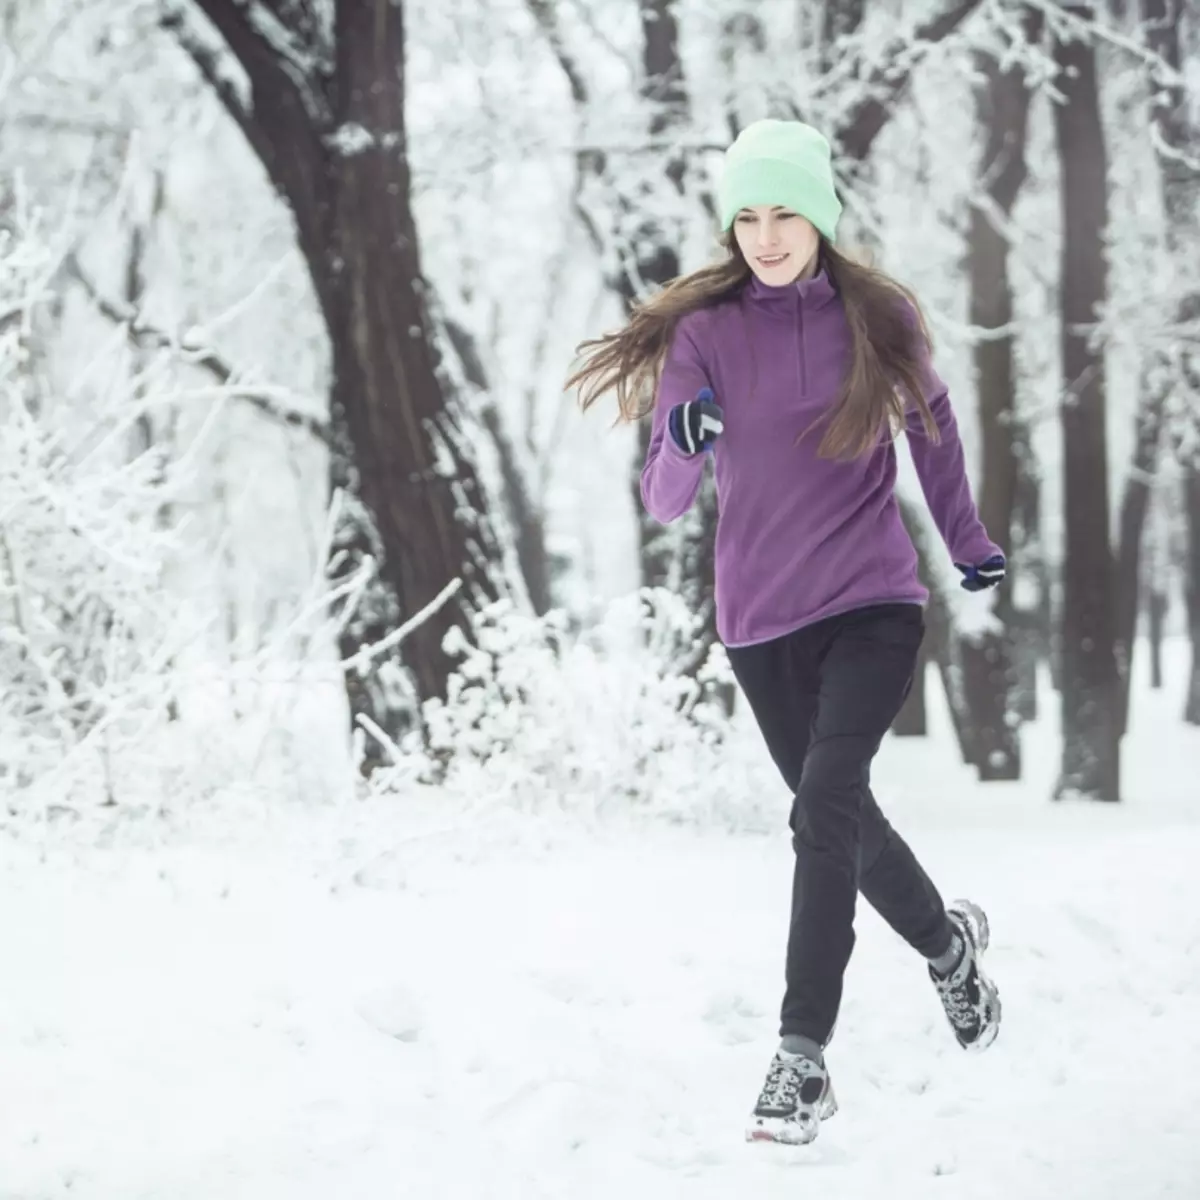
743,264 -> 838,316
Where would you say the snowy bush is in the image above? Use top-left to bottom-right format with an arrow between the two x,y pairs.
0,220 -> 201,813
370,590 -> 776,830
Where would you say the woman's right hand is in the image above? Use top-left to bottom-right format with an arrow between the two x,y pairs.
668,387 -> 724,456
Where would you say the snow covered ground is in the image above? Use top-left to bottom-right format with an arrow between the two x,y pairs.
3,653 -> 1200,1200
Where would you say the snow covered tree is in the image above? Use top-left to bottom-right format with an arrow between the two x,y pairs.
1112,0 -> 1198,733
958,11 -> 1040,780
528,0 -> 727,702
165,0 -> 506,750
1137,0 -> 1200,726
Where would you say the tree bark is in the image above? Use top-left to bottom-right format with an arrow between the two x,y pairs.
625,0 -> 692,593
1052,11 -> 1121,802
1185,464 -> 1200,724
960,33 -> 1037,780
1011,421 -> 1047,720
1148,586 -> 1166,691
1115,379 -> 1164,733
181,1 -> 503,756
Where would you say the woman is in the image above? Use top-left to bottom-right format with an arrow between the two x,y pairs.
566,118 -> 1003,1145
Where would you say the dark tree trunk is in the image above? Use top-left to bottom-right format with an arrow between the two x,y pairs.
633,0 -> 730,710
326,3 -> 501,707
527,0 -> 723,694
1011,422 -> 1047,720
1185,464 -> 1200,724
1148,587 -> 1166,691
442,318 -> 552,615
628,0 -> 698,582
1115,379 -> 1164,733
180,1 -> 503,761
1052,13 -> 1120,802
821,0 -> 867,53
960,32 -> 1037,780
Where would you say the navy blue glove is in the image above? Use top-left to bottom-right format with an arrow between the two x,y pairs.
668,387 -> 724,456
955,553 -> 1006,592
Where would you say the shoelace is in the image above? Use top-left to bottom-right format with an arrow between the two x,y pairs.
760,1062 -> 800,1107
936,970 -> 978,1028
759,1056 -> 820,1109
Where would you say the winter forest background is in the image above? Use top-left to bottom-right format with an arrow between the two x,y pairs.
3,1 -> 1200,1197
3,0 -> 1198,817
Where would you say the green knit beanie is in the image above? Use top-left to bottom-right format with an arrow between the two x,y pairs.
717,119 -> 842,241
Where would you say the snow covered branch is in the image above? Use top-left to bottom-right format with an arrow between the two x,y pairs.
525,0 -> 590,106
64,251 -> 333,448
169,0 -> 333,263
160,6 -> 273,169
0,220 -> 196,809
829,0 -> 986,162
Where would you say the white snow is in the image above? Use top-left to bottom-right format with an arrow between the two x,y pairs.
3,648 -> 1200,1200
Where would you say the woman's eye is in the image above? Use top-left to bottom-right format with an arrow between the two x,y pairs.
776,212 -> 795,220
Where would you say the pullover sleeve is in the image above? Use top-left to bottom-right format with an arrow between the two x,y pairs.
904,322 -> 1004,567
640,316 -> 713,524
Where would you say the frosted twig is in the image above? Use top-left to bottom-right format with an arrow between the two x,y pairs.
341,577 -> 464,678
65,252 -> 332,447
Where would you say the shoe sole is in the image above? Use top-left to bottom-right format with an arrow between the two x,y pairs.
746,1080 -> 838,1144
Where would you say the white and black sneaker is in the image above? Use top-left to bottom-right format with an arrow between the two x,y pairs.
746,1048 -> 838,1145
931,899 -> 1001,1052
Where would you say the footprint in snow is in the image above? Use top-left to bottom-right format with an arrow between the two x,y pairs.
703,993 -> 766,1045
355,983 -> 423,1043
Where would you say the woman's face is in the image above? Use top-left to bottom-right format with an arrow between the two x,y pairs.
732,206 -> 820,285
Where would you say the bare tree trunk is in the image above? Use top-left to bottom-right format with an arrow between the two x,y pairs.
119,166 -> 179,722
1185,464 -> 1200,724
177,1 -> 504,762
527,0 -> 720,664
1052,11 -> 1120,802
1011,422 -> 1048,720
960,31 -> 1037,780
821,0 -> 867,51
1148,586 -> 1166,691
629,0 -> 728,706
442,318 -> 552,615
1115,379 -> 1164,732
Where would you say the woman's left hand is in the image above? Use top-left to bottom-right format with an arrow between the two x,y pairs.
954,553 -> 1006,592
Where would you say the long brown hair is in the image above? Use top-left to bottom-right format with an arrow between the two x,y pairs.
565,236 -> 940,460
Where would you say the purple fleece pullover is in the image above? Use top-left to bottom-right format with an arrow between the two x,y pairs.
640,268 -> 1002,648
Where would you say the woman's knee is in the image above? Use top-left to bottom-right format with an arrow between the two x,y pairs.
788,738 -> 870,848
